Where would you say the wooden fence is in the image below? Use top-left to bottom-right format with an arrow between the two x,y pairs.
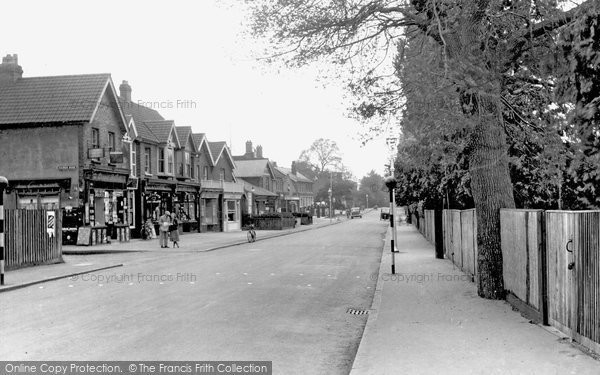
4,209 -> 63,270
417,210 -> 436,244
415,207 -> 600,354
545,210 -> 600,353
442,209 -> 477,279
500,209 -> 544,314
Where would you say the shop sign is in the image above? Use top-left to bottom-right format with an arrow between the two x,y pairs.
57,165 -> 76,171
88,148 -> 104,159
109,152 -> 124,164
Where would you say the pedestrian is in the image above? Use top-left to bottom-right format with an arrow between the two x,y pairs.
158,211 -> 171,248
169,213 -> 180,248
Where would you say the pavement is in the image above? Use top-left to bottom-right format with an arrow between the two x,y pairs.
350,222 -> 600,375
0,216 -> 343,294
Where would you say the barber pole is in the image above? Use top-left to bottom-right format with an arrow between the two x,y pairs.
384,176 -> 398,274
0,176 -> 8,285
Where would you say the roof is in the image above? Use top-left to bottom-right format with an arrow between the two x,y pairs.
276,166 -> 313,183
192,133 -> 205,149
119,98 -> 164,125
175,126 -> 193,149
136,121 -> 159,143
0,73 -> 115,125
209,141 -> 227,161
234,159 -> 274,178
144,120 -> 179,146
240,179 -> 277,197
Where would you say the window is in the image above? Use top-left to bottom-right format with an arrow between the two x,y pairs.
203,166 -> 209,180
167,148 -> 174,174
131,143 -> 137,177
196,166 -> 200,180
227,200 -> 237,222
185,152 -> 191,177
91,128 -> 100,148
108,132 -> 115,151
220,168 -> 225,181
158,148 -> 165,173
144,147 -> 151,174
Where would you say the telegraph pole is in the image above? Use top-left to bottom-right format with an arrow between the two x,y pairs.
384,176 -> 398,274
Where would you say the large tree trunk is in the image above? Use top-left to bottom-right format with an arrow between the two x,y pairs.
467,105 -> 516,299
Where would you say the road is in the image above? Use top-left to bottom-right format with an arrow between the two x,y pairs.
0,212 -> 386,374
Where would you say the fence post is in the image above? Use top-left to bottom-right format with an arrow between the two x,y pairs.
0,176 -> 8,285
434,209 -> 444,259
539,211 -> 549,325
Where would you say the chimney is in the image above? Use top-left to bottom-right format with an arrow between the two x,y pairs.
245,140 -> 254,157
291,161 -> 297,175
256,145 -> 263,158
0,54 -> 23,85
119,80 -> 132,102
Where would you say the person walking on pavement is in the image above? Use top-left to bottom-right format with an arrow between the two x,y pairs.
158,211 -> 171,248
169,212 -> 180,248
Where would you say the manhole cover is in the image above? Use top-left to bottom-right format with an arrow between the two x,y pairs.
347,308 -> 369,315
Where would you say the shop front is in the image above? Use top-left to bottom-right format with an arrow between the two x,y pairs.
82,170 -> 131,245
223,192 -> 242,232
142,179 -> 176,235
200,190 -> 222,232
174,184 -> 200,232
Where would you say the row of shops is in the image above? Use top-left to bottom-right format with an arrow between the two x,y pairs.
3,170 -> 245,245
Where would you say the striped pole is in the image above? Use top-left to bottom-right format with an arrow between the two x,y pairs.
0,176 -> 8,285
384,176 -> 397,274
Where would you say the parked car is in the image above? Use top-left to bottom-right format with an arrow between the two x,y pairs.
350,207 -> 362,219
380,207 -> 390,220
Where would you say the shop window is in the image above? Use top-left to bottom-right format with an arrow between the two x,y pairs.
158,148 -> 165,173
91,128 -> 100,148
145,147 -> 151,174
227,200 -> 236,222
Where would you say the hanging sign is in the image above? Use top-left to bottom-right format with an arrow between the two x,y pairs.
46,211 -> 56,238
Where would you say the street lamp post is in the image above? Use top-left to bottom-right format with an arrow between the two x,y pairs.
384,176 -> 398,274
328,188 -> 332,223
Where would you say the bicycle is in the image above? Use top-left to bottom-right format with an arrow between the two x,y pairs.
246,224 -> 256,243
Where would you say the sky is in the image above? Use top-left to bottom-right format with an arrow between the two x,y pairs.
1,0 -> 397,180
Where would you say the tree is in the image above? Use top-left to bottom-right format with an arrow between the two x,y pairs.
299,138 -> 343,174
248,0 -> 597,299
357,170 -> 388,208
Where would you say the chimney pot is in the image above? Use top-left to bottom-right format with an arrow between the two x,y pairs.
119,80 -> 132,102
256,145 -> 263,159
0,53 -> 23,85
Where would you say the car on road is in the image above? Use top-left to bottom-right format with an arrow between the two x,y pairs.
380,207 -> 390,220
350,207 -> 362,219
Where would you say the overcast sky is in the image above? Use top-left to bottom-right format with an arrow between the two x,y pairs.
2,0 -> 397,180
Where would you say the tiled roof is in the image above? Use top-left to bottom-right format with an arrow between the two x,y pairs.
0,73 -> 111,125
119,98 -> 164,125
234,159 -> 272,178
175,126 -> 192,148
277,166 -> 313,183
136,121 -> 159,143
240,179 -> 277,197
192,133 -> 206,151
209,141 -> 227,162
145,120 -> 175,144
